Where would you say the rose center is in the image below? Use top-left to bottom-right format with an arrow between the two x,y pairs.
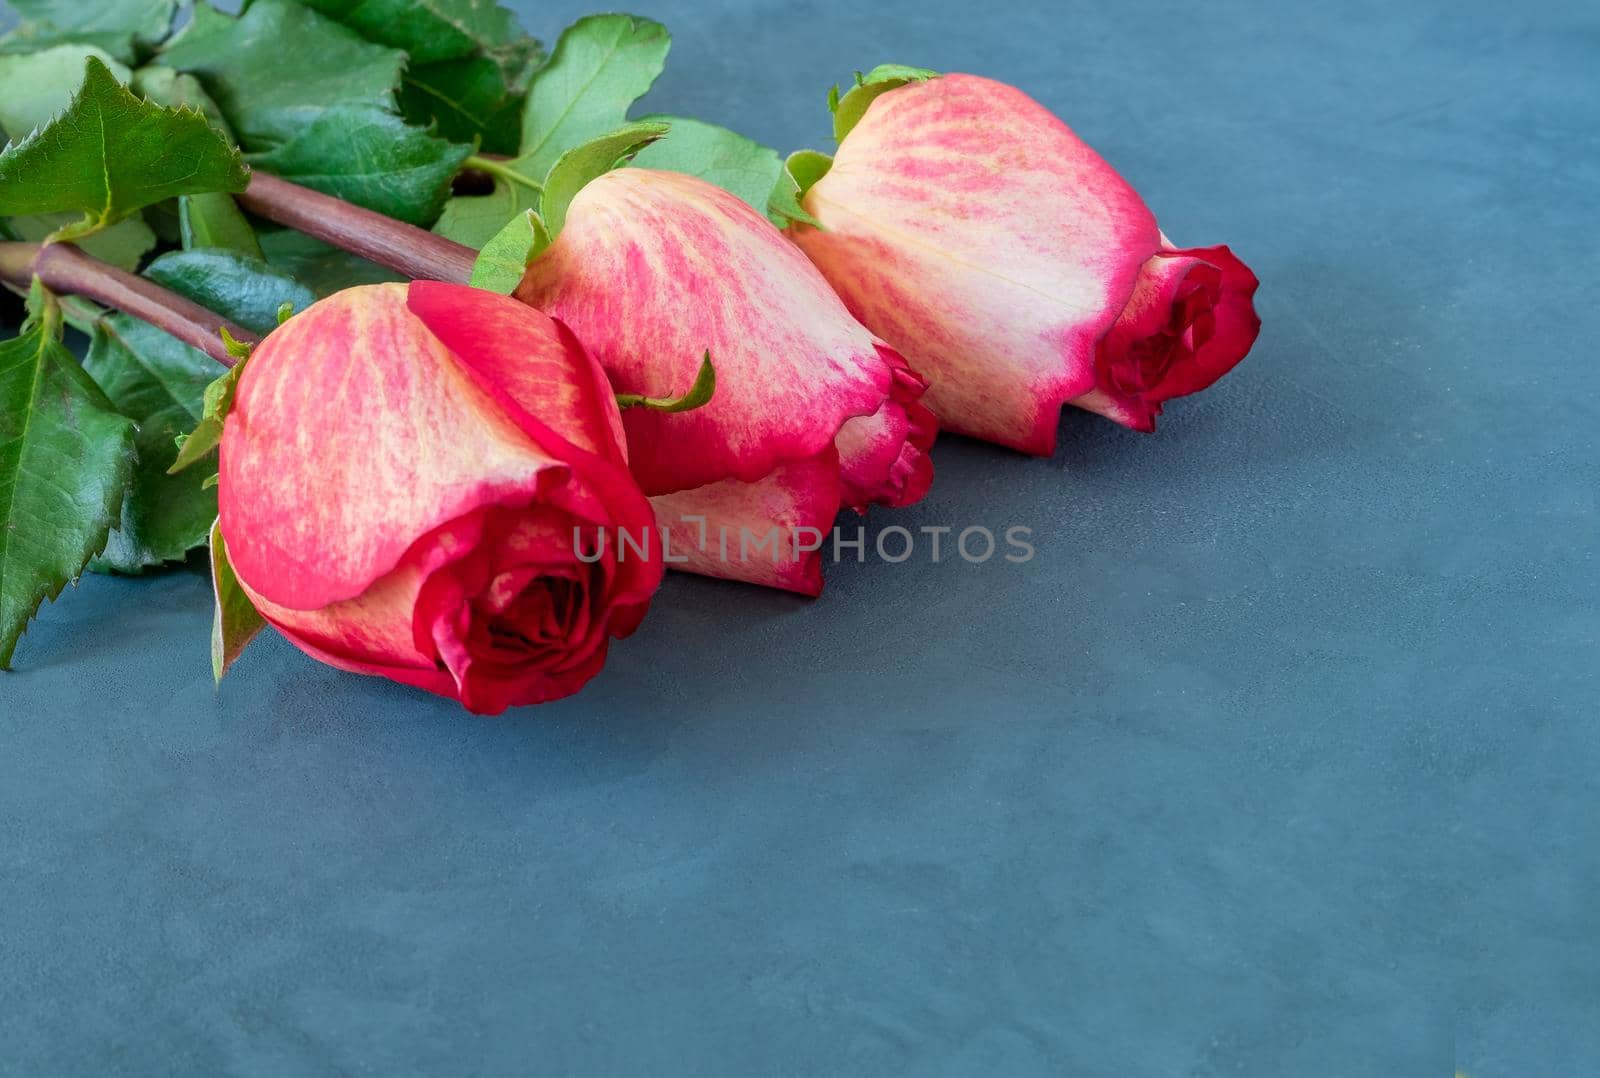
1104,265 -> 1223,397
474,575 -> 585,661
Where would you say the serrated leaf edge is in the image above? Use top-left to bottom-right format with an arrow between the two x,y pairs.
0,308 -> 136,668
0,55 -> 249,241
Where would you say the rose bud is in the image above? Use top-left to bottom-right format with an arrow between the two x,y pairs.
786,70 -> 1261,454
219,281 -> 663,715
515,168 -> 936,595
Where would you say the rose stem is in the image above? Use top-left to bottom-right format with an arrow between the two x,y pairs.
238,172 -> 476,285
0,241 -> 257,367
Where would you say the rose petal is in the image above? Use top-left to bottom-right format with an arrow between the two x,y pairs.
836,348 -> 937,511
221,284 -> 568,610
406,281 -> 629,468
647,449 -> 843,597
236,510 -> 490,695
789,73 -> 1163,455
1071,244 -> 1261,430
516,169 -> 920,496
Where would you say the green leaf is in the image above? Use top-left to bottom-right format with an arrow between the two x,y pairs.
630,115 -> 785,217
5,214 -> 156,272
145,249 -> 316,337
832,64 -> 938,142
297,0 -> 541,155
245,105 -> 470,226
401,39 -> 540,154
614,351 -> 716,414
80,251 -> 313,572
0,25 -> 139,68
429,15 -> 669,250
7,0 -> 176,49
0,290 -> 136,668
469,208 -> 549,293
299,0 -> 523,65
180,194 -> 262,258
0,57 -> 248,236
149,58 -> 255,254
513,14 -> 670,181
434,175 -> 539,250
540,120 -> 669,238
83,315 -> 226,572
0,44 -> 132,141
257,230 -> 403,298
159,0 -> 405,150
130,64 -> 233,135
209,519 -> 264,684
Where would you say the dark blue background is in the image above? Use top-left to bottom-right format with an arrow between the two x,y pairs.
3,1 -> 1595,1073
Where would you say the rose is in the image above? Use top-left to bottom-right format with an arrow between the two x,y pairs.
515,168 -> 937,595
218,281 -> 662,714
787,72 -> 1261,454
1076,238 -> 1260,432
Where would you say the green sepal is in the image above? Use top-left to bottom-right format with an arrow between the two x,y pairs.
209,518 -> 265,685
0,56 -> 248,240
539,120 -> 669,237
614,351 -> 716,414
169,360 -> 246,476
219,327 -> 253,361
470,209 -> 550,294
831,64 -> 939,142
769,149 -> 833,229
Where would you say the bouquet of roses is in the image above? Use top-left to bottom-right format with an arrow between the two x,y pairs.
0,1 -> 1259,714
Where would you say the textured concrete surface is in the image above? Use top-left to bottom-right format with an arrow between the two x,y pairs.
2,0 -> 1595,1073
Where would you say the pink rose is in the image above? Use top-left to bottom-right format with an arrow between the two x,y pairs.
788,72 -> 1261,453
515,168 -> 936,595
219,282 -> 662,714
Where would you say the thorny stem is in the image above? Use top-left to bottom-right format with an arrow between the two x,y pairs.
0,241 -> 257,367
238,172 -> 476,285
